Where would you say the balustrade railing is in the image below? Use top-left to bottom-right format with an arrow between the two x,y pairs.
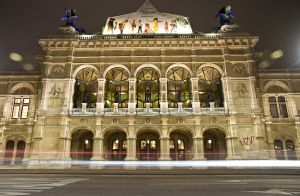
70,107 -> 226,116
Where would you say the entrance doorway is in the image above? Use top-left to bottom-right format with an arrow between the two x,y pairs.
71,130 -> 94,160
203,129 -> 227,160
137,131 -> 160,161
169,131 -> 193,160
104,130 -> 127,161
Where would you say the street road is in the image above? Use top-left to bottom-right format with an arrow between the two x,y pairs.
0,174 -> 300,196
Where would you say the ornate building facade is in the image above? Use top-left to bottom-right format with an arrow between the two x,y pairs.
0,2 -> 299,167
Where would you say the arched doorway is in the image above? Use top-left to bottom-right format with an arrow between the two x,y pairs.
15,140 -> 26,165
104,130 -> 127,161
137,131 -> 160,161
71,130 -> 94,160
73,68 -> 99,108
274,140 -> 285,160
203,129 -> 227,160
169,130 -> 193,160
285,140 -> 297,160
136,68 -> 160,108
4,140 -> 14,165
198,66 -> 224,107
105,68 -> 129,108
167,67 -> 192,108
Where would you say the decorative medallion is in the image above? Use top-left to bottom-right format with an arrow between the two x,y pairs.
51,65 -> 65,77
232,64 -> 246,74
113,119 -> 118,124
80,119 -> 88,124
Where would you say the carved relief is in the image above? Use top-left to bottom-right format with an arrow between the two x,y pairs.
49,84 -> 63,98
51,65 -> 65,77
232,63 -> 246,74
236,83 -> 248,97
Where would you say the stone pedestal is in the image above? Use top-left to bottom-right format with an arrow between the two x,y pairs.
192,101 -> 200,113
145,103 -> 150,113
160,102 -> 168,114
128,103 -> 136,114
209,102 -> 215,111
81,103 -> 87,113
178,102 -> 183,113
113,103 -> 119,113
96,103 -> 104,114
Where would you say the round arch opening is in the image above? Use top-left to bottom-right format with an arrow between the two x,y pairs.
203,129 -> 227,160
169,130 -> 193,160
137,130 -> 160,161
70,129 -> 94,160
104,129 -> 127,161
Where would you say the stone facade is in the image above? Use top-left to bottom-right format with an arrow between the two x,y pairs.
0,11 -> 299,168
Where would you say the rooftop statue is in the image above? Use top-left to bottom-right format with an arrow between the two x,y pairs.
213,5 -> 239,33
61,8 -> 86,34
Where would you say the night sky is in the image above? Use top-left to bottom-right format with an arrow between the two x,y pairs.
0,0 -> 300,72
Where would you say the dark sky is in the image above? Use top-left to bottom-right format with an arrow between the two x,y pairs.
1,0 -> 300,71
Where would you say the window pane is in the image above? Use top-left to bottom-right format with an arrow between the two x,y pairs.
12,106 -> 20,118
150,140 -> 156,149
279,103 -> 288,118
169,140 -> 175,149
21,106 -> 29,119
178,139 -> 185,150
268,96 -> 276,102
122,140 -> 127,150
14,98 -> 21,104
278,96 -> 285,102
206,139 -> 213,150
274,140 -> 285,160
270,104 -> 279,118
112,140 -> 119,150
140,140 -> 147,150
23,98 -> 30,104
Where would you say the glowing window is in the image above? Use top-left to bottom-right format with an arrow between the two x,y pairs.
113,139 -> 119,150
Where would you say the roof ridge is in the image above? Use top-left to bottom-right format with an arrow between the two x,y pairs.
137,0 -> 158,13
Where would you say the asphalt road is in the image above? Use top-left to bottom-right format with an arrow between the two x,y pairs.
0,174 -> 300,196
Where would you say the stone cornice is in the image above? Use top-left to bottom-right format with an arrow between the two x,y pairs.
39,33 -> 259,50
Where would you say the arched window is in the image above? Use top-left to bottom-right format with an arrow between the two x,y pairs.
73,68 -> 99,108
285,140 -> 297,160
198,67 -> 223,107
105,68 -> 129,108
15,140 -> 26,164
167,67 -> 192,108
136,68 -> 160,108
274,140 -> 285,160
4,140 -> 15,165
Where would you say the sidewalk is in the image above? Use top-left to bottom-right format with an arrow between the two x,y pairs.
1,167 -> 300,175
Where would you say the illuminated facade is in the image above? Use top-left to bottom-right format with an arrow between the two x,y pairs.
0,1 -> 299,168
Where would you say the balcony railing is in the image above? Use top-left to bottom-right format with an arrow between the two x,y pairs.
69,107 -> 226,116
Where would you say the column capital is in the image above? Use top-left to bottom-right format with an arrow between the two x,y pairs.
97,78 -> 106,82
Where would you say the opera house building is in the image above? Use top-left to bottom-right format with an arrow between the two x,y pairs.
0,1 -> 299,168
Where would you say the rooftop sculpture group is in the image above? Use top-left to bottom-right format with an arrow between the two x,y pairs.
61,8 -> 85,34
213,5 -> 239,33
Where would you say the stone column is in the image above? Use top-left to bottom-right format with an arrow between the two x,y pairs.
191,78 -> 200,113
62,79 -> 75,114
96,78 -> 105,114
160,78 -> 168,113
159,137 -> 171,160
221,77 -> 232,113
125,137 -> 137,161
249,77 -> 260,111
192,137 -> 205,160
226,137 -> 234,160
91,137 -> 105,161
40,79 -> 49,112
128,78 -> 136,114
125,118 -> 137,160
68,79 -> 76,112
